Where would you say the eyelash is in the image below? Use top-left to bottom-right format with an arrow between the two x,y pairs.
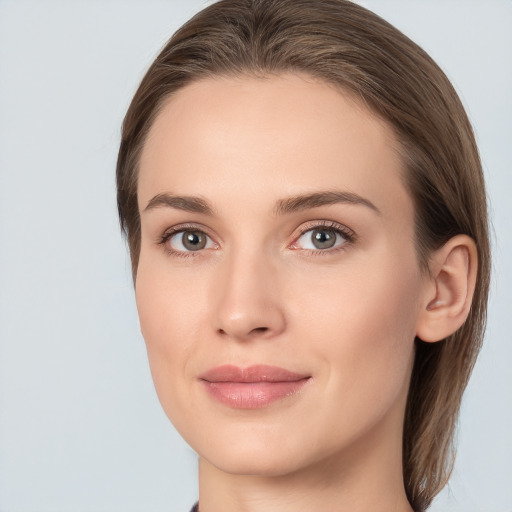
157,223 -> 215,259
293,220 -> 356,256
157,220 -> 356,258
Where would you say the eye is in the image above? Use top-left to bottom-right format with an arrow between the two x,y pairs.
292,224 -> 353,251
167,229 -> 215,252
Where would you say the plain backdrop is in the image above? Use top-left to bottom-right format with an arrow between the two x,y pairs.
0,1 -> 511,511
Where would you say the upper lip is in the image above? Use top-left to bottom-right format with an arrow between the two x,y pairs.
199,364 -> 310,383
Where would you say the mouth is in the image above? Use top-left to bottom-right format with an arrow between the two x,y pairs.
199,364 -> 311,409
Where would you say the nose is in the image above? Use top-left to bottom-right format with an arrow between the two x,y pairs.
211,249 -> 286,341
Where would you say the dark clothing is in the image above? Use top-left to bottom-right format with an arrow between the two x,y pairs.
190,503 -> 199,512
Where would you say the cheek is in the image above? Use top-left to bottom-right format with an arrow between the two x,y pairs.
134,258 -> 204,418
294,249 -> 421,342
290,251 -> 422,419
135,250 -> 210,346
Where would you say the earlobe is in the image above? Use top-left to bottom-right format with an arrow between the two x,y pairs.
416,235 -> 478,343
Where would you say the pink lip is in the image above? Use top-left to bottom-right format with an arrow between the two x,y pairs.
199,365 -> 311,409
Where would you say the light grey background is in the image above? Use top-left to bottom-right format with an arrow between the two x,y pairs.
0,1 -> 510,511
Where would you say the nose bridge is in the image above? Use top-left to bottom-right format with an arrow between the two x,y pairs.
211,242 -> 286,340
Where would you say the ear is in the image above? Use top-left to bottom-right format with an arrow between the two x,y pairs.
416,234 -> 478,343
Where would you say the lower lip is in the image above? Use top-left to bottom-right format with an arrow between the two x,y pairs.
201,379 -> 310,409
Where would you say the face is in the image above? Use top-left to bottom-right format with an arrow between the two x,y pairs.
136,74 -> 426,478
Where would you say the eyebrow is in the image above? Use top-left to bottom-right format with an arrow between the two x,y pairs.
143,190 -> 380,216
274,190 -> 381,216
144,193 -> 214,215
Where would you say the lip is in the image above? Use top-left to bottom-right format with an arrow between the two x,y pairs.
199,365 -> 311,409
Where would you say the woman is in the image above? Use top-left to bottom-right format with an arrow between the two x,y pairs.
116,1 -> 490,511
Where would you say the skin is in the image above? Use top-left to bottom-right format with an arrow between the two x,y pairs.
135,73 -> 462,512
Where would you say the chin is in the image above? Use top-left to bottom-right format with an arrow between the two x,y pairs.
183,419 -> 312,477
204,446 -> 307,478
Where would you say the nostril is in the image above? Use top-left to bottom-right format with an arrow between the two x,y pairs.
216,325 -> 270,339
250,327 -> 269,335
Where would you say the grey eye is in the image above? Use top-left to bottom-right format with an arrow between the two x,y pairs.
311,228 -> 337,249
169,230 -> 212,252
183,231 -> 206,250
294,226 -> 348,251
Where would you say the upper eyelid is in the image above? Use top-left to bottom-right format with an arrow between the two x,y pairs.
160,223 -> 217,240
294,220 -> 356,239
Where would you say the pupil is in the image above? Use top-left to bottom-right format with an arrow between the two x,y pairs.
312,229 -> 336,249
183,231 -> 206,251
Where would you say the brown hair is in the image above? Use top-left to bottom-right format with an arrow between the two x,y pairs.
116,1 -> 490,510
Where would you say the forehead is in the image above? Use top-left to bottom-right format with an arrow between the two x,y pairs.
138,73 -> 411,222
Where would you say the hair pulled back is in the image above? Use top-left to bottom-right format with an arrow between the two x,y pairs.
117,1 -> 490,510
